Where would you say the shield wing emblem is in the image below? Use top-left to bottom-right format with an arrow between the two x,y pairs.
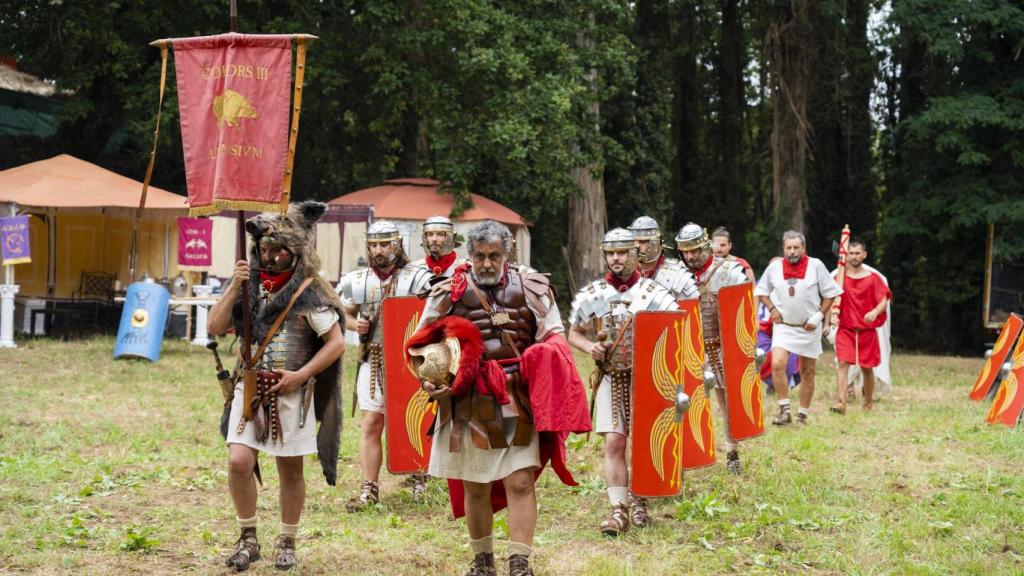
382,296 -> 434,474
987,327 -> 1024,427
718,282 -> 765,441
678,298 -> 716,471
630,310 -> 688,497
971,313 -> 1023,401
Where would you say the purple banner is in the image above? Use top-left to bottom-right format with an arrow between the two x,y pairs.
178,217 -> 213,268
1,215 -> 31,265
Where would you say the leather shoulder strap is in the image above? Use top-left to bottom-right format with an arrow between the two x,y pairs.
466,275 -> 523,359
251,277 -> 315,366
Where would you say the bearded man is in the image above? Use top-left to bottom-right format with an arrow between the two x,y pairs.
755,230 -> 843,425
829,239 -> 891,414
208,202 -> 345,572
337,220 -> 432,508
568,228 -> 678,535
675,223 -> 750,474
413,220 -> 589,576
415,215 -> 463,279
628,215 -> 695,298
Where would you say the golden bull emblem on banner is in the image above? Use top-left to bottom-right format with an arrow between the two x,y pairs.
213,89 -> 259,127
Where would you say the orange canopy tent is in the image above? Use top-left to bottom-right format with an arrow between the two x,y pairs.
0,154 -> 189,299
327,178 -> 530,265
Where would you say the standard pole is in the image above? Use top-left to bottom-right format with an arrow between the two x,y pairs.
229,0 -> 253,368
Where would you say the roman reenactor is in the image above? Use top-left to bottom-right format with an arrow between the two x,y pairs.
567,228 -> 678,536
755,230 -> 843,425
411,220 -> 590,576
337,220 -> 432,509
413,215 -> 464,279
675,223 -> 752,474
829,238 -> 891,414
710,226 -> 756,282
628,215 -> 695,298
208,202 -> 345,572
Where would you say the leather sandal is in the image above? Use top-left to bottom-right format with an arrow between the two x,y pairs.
509,554 -> 535,576
225,527 -> 260,572
600,503 -> 630,536
464,552 -> 496,576
629,494 -> 651,528
273,534 -> 297,571
346,480 -> 380,512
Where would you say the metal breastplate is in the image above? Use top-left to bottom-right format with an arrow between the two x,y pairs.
256,311 -> 320,373
604,297 -> 636,371
451,272 -> 536,360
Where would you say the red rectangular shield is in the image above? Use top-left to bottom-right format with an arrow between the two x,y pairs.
678,298 -> 717,471
718,282 -> 765,440
381,296 -> 434,474
630,310 -> 687,497
970,314 -> 1023,401
987,328 -> 1024,427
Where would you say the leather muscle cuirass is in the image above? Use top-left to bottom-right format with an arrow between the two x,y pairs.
451,272 -> 537,360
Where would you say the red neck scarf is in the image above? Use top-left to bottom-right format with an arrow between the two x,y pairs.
641,255 -> 665,279
372,264 -> 397,281
425,252 -> 458,275
782,255 -> 809,280
259,270 -> 294,294
688,255 -> 714,281
450,262 -> 509,302
605,269 -> 640,293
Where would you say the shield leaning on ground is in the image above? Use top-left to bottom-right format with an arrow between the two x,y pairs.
630,310 -> 688,497
677,298 -> 717,471
970,313 -> 1023,401
718,282 -> 765,441
987,327 -> 1024,427
382,295 -> 434,474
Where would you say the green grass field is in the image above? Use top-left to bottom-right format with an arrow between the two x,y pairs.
0,336 -> 1021,575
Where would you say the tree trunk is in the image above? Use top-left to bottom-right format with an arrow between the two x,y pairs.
768,0 -> 812,233
672,1 -> 700,229
719,0 -> 745,245
568,161 -> 607,290
843,0 -> 875,240
568,22 -> 607,290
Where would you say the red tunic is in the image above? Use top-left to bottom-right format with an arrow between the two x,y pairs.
835,273 -> 891,367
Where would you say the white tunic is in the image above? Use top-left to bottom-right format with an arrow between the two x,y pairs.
417,273 -> 564,483
755,257 -> 842,358
225,308 -> 340,456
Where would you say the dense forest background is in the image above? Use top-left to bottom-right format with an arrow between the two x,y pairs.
2,0 -> 1022,354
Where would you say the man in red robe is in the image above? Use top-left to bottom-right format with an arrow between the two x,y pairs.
831,239 -> 891,413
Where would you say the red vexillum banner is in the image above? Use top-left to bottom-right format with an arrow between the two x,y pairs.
172,33 -> 294,216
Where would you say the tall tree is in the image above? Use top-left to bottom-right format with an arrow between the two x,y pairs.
568,12 -> 607,291
671,1 -> 702,229
881,0 -> 1024,351
767,0 -> 812,233
718,0 -> 745,244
